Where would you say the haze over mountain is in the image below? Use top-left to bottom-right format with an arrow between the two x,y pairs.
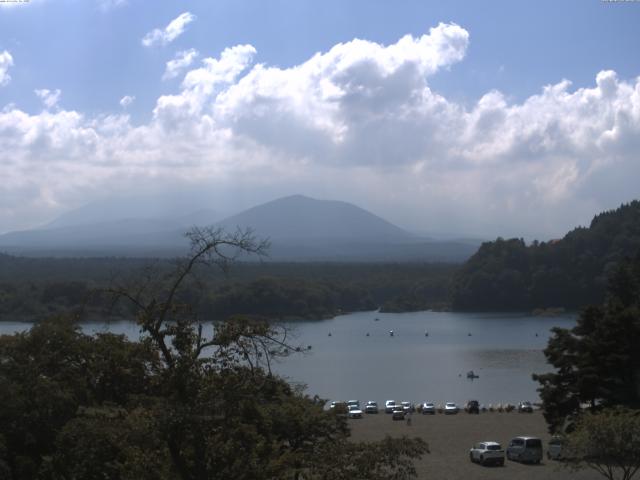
0,195 -> 477,262
217,195 -> 413,241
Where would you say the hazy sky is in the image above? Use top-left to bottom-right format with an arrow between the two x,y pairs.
1,0 -> 639,239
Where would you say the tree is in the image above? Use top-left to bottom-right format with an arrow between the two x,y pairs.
533,253 -> 640,432
563,408 -> 640,480
0,226 -> 428,479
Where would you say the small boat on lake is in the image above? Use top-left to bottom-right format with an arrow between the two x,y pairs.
467,370 -> 479,379
389,330 -> 394,337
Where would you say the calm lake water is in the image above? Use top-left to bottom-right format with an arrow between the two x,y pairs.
0,310 -> 575,406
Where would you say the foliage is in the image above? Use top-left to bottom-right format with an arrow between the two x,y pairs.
533,253 -> 640,432
0,227 -> 428,479
0,253 -> 458,321
452,200 -> 640,310
563,408 -> 640,480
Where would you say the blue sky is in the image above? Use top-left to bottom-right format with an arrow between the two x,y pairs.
1,0 -> 639,237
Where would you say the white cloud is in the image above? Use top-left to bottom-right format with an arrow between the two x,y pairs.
119,95 -> 135,108
2,23 -> 640,239
142,12 -> 196,48
34,88 -> 61,109
0,50 -> 14,87
163,48 -> 199,81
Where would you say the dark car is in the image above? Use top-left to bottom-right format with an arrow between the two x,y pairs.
466,400 -> 480,414
518,401 -> 534,413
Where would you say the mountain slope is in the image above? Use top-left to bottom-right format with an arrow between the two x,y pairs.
216,195 -> 413,241
451,200 -> 640,310
0,194 -> 477,261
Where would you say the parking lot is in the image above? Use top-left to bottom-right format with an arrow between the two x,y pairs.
348,410 -> 601,479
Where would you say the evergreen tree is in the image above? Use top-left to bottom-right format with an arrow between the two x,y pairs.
533,253 -> 640,432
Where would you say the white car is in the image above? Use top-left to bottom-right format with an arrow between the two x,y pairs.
444,402 -> 459,414
347,404 -> 363,419
365,401 -> 379,414
421,402 -> 435,414
469,441 -> 505,466
385,400 -> 396,413
347,400 -> 360,409
400,401 -> 414,413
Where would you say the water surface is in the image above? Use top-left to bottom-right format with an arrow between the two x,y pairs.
0,310 -> 574,405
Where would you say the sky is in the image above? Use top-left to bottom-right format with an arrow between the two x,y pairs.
1,0 -> 639,239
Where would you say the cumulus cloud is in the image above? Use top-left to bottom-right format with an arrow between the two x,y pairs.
142,12 -> 196,48
119,95 -> 135,108
163,48 -> 199,80
34,88 -> 62,109
0,50 -> 13,87
2,23 -> 640,238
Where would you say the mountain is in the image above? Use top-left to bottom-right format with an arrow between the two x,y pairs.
0,195 -> 478,261
216,195 -> 413,241
451,200 -> 640,311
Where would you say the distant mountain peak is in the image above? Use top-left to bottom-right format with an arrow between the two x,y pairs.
216,195 -> 413,241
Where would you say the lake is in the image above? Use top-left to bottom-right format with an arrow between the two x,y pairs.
0,310 -> 575,406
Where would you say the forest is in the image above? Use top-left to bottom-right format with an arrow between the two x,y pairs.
0,255 -> 456,322
2,201 -> 640,322
451,201 -> 640,311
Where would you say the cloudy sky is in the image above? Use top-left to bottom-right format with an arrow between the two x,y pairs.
1,0 -> 639,239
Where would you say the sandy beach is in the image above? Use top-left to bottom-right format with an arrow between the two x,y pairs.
348,410 -> 601,480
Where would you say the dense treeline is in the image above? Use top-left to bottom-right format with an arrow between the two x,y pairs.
0,254 -> 457,321
451,200 -> 640,311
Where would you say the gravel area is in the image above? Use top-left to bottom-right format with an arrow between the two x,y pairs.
348,410 -> 601,480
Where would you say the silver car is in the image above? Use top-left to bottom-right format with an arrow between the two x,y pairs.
547,436 -> 564,460
421,402 -> 435,415
365,401 -> 379,414
506,436 -> 543,464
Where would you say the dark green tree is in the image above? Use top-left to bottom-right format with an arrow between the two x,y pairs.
533,253 -> 640,432
0,227 -> 428,479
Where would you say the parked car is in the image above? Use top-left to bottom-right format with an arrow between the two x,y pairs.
421,402 -> 436,415
400,401 -> 414,413
547,436 -> 564,460
466,400 -> 480,414
365,401 -> 379,414
347,400 -> 360,409
392,406 -> 405,420
518,401 -> 534,413
444,402 -> 459,414
469,441 -> 505,466
506,436 -> 543,463
385,400 -> 396,413
347,404 -> 363,419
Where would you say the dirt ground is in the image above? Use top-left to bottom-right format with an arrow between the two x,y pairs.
348,410 -> 602,480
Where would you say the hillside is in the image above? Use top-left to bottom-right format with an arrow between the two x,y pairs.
0,195 -> 477,262
451,200 -> 640,310
216,194 -> 413,241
